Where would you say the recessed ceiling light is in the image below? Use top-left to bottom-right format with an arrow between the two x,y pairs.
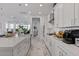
25,4 -> 28,6
40,4 -> 43,7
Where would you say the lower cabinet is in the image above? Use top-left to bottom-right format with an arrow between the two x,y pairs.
53,38 -> 73,56
45,37 -> 73,56
0,47 -> 13,56
45,36 -> 54,56
55,46 -> 63,56
13,38 -> 30,56
55,45 -> 70,56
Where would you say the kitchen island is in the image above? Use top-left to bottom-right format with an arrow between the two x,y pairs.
0,35 -> 31,56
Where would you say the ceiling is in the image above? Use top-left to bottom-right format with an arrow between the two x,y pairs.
0,3 -> 53,16
0,3 -> 53,24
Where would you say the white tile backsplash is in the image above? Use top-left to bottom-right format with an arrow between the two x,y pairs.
54,27 -> 79,32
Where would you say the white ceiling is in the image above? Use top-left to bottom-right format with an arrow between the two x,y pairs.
0,3 -> 53,17
0,3 -> 53,24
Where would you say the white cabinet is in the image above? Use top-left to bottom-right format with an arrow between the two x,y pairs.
54,3 -> 65,27
55,40 -> 64,56
13,37 -> 30,56
63,3 -> 75,27
51,37 -> 72,56
44,36 -> 78,56
45,36 -> 53,55
13,43 -> 21,56
0,35 -> 30,56
55,45 -> 63,56
54,4 -> 59,27
54,3 -> 75,27
58,4 -> 64,27
0,47 -> 12,56
75,3 -> 79,26
55,45 -> 71,56
54,3 -> 79,27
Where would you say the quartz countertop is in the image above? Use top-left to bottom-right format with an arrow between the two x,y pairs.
0,35 -> 29,47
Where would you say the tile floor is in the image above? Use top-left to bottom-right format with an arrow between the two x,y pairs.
27,36 -> 50,56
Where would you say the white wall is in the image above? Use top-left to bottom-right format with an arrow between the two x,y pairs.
0,15 -> 32,34
29,15 -> 45,39
0,15 -> 47,40
25,15 -> 47,40
0,16 -> 8,34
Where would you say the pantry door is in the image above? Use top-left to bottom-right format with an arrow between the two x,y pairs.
32,18 -> 40,37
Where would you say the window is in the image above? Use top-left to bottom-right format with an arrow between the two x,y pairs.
5,23 -> 14,29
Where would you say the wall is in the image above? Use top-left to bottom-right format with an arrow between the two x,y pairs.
44,14 -> 55,41
0,15 -> 46,40
0,16 -> 8,34
30,15 -> 45,40
25,15 -> 47,40
0,15 -> 31,34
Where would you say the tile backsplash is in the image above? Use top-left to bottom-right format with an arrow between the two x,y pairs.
53,26 -> 79,32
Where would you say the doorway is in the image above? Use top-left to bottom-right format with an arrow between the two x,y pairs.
32,18 -> 40,37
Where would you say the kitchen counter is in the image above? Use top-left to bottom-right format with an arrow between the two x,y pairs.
0,35 -> 29,47
0,34 -> 31,56
52,35 -> 79,56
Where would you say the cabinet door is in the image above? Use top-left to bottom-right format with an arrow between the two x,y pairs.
18,40 -> 27,56
56,45 -> 70,56
45,36 -> 52,55
75,3 -> 79,26
51,38 -> 56,56
0,47 -> 12,56
55,45 -> 63,56
63,3 -> 75,27
54,4 -> 64,27
54,4 -> 59,27
57,4 -> 64,27
13,43 -> 21,56
13,38 -> 30,56
60,47 -> 72,56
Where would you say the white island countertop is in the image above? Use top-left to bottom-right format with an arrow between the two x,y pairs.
0,35 -> 29,47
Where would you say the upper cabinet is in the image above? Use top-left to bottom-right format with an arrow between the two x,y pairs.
54,4 -> 64,27
63,3 -> 75,27
54,3 -> 75,27
54,4 -> 59,27
75,3 -> 79,26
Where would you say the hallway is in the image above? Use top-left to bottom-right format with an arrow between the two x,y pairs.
27,37 -> 50,56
